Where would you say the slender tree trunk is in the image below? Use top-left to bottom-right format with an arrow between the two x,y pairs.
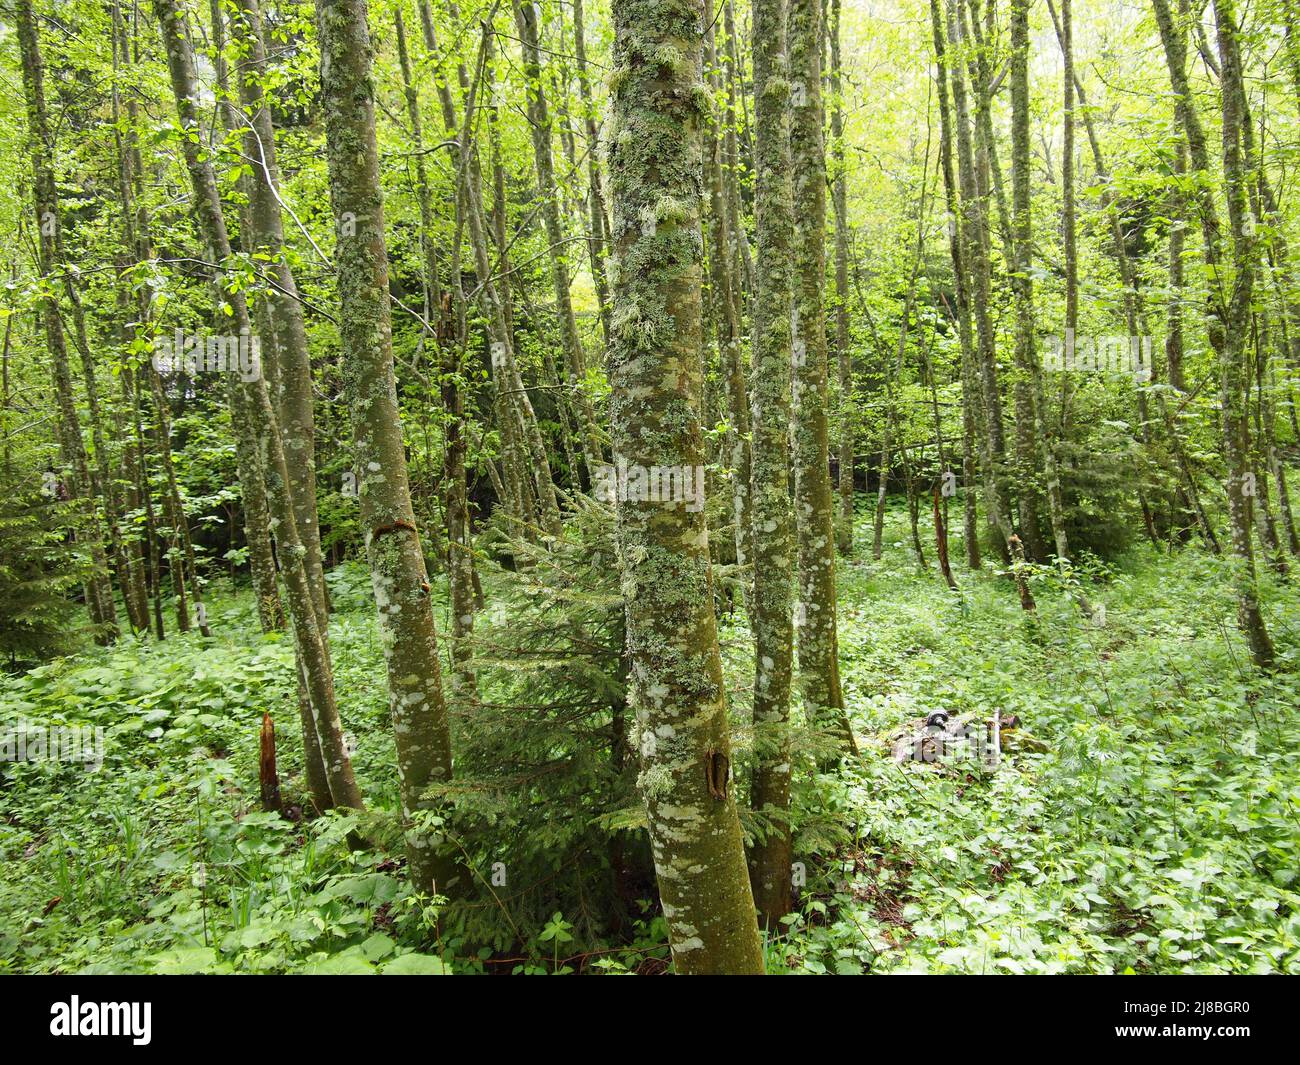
514,0 -> 603,485
929,0 -> 981,569
947,0 -> 1013,559
15,0 -> 118,642
571,0 -> 611,349
789,0 -> 856,758
704,0 -> 754,614
395,6 -> 478,703
316,0 -> 462,887
1007,0 -> 1049,562
747,0 -> 799,929
830,0 -> 856,557
153,0 -> 364,806
1167,137 -> 1188,392
608,0 -> 764,974
1151,0 -> 1274,668
872,186 -> 929,561
229,0 -> 329,624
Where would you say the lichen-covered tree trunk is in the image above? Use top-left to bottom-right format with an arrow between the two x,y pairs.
608,0 -> 764,974
152,0 -> 364,808
317,0 -> 461,889
788,0 -> 857,758
746,0 -> 797,929
15,0 -> 118,642
1151,0 -> 1274,669
830,0 -> 856,558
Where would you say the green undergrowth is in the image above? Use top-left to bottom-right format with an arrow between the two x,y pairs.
1,500 -> 1296,973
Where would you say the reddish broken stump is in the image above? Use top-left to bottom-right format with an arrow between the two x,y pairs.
259,712 -> 282,814
1009,534 -> 1036,612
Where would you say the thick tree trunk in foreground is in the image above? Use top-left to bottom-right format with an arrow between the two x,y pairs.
317,0 -> 459,889
608,0 -> 764,974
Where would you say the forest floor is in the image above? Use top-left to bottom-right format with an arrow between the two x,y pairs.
1,502 -> 1297,974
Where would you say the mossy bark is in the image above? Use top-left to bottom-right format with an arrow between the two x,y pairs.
747,0 -> 796,928
608,0 -> 764,974
316,0 -> 460,888
788,0 -> 856,757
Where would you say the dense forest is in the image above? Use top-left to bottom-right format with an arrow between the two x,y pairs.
0,0 -> 1296,978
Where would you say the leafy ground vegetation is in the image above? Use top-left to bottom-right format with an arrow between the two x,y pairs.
2,0 -> 1300,977
3,502 -> 1295,975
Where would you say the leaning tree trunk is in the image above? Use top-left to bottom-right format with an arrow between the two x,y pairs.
608,0 -> 764,974
229,0 -> 330,622
153,0 -> 364,808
